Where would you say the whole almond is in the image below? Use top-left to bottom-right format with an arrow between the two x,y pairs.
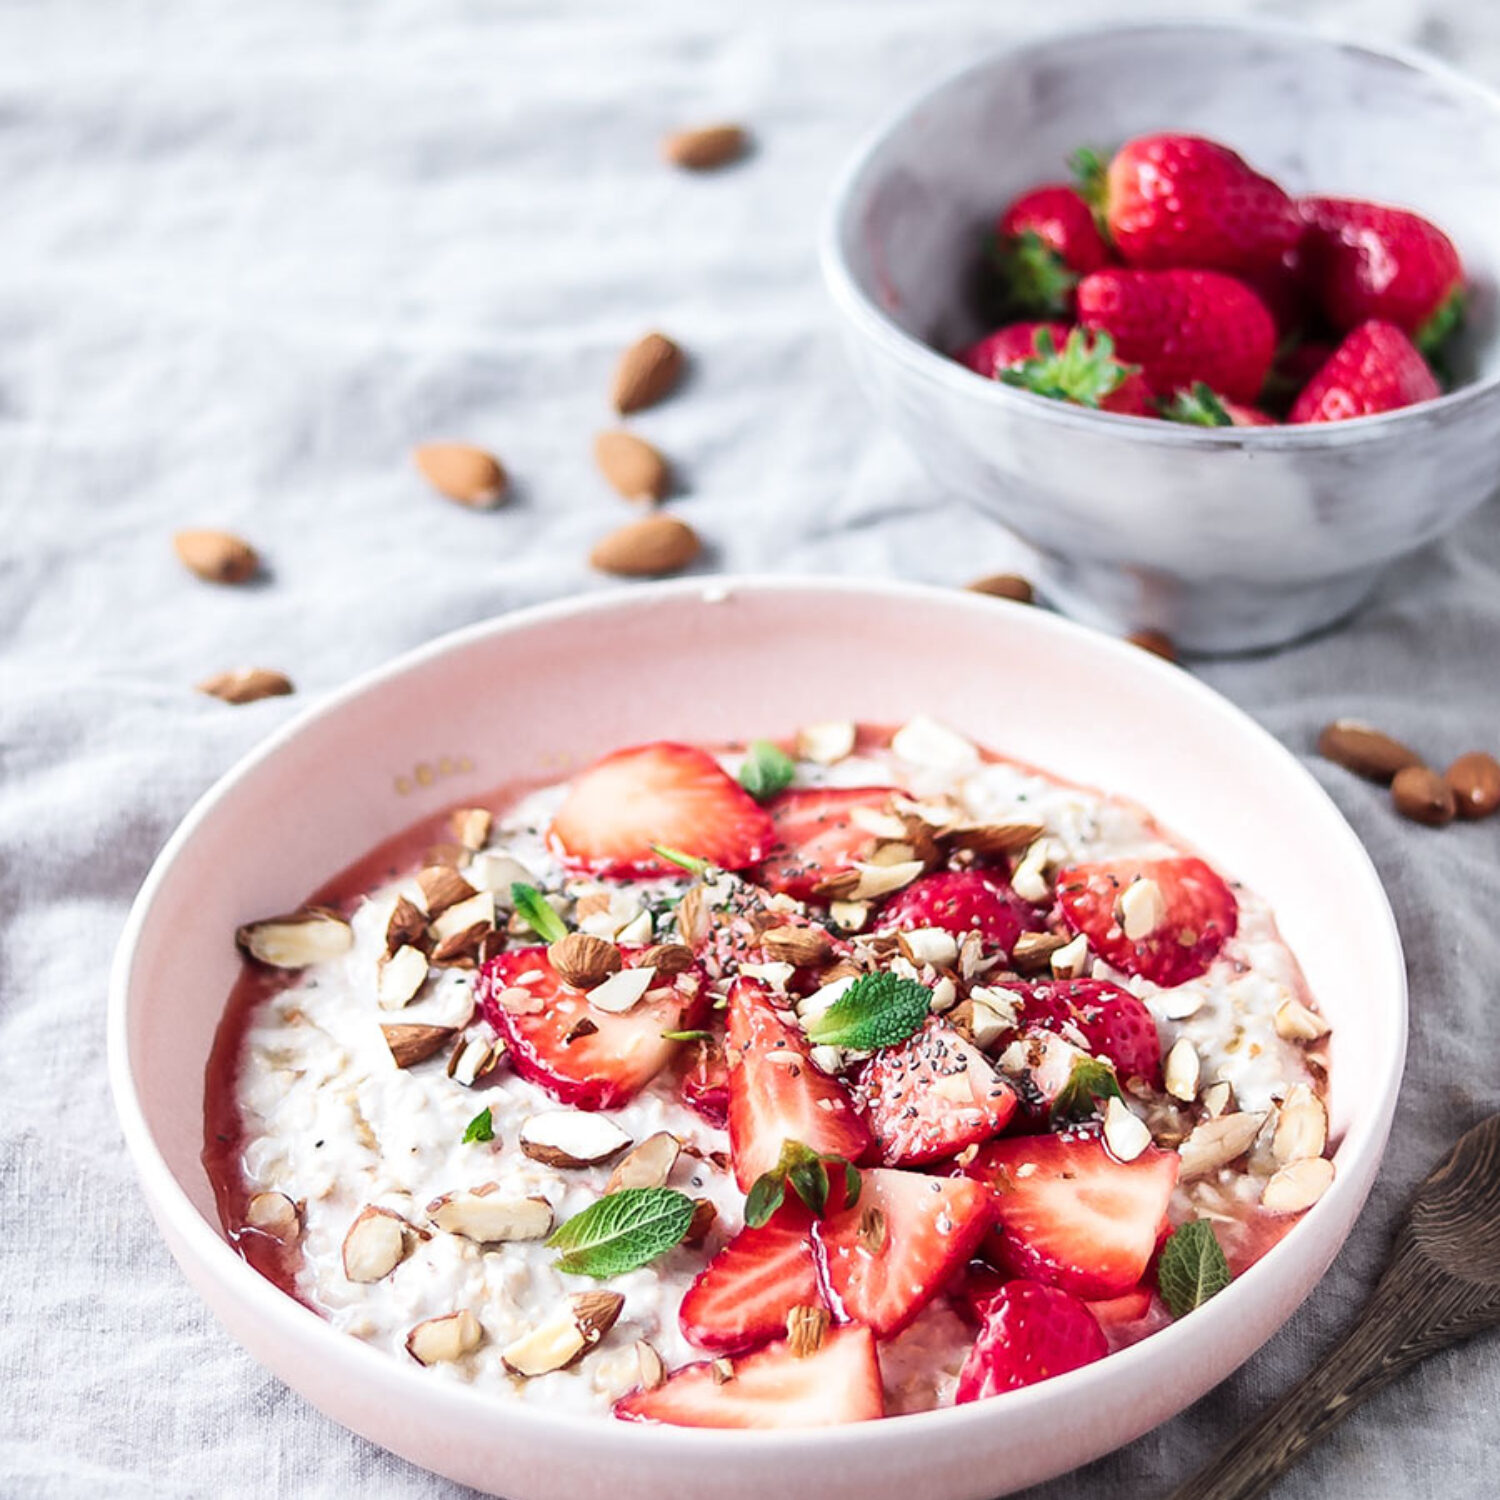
1446,751 -> 1500,820
413,443 -> 508,509
611,333 -> 684,415
1317,720 -> 1423,784
174,529 -> 260,584
197,668 -> 294,705
590,515 -> 700,577
547,932 -> 623,989
594,430 -> 671,503
966,572 -> 1034,604
1391,764 -> 1456,826
1127,628 -> 1177,663
661,123 -> 748,171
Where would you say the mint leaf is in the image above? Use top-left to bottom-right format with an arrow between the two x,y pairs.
548,1187 -> 696,1277
462,1107 -> 495,1144
738,740 -> 796,802
510,883 -> 566,944
804,972 -> 931,1051
1050,1056 -> 1122,1123
650,843 -> 709,874
744,1141 -> 860,1228
1157,1219 -> 1232,1318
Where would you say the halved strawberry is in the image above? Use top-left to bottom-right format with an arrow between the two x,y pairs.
1002,977 -> 1163,1089
877,868 -> 1036,956
677,1035 -> 730,1128
955,1279 -> 1107,1401
614,1324 -> 884,1428
966,1132 -> 1180,1300
1086,1286 -> 1161,1352
476,947 -> 705,1111
547,741 -> 775,878
856,1017 -> 1017,1166
726,979 -> 871,1190
815,1168 -> 994,1338
1055,855 -> 1238,987
678,1198 -> 823,1354
754,786 -> 902,901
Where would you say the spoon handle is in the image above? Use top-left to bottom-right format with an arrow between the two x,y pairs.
1166,1254 -> 1477,1500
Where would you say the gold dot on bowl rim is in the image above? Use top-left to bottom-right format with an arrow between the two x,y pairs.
438,756 -> 455,775
415,763 -> 435,786
395,776 -> 412,796
457,755 -> 474,772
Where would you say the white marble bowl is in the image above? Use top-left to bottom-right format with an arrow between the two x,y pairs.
109,579 -> 1406,1498
822,19 -> 1500,652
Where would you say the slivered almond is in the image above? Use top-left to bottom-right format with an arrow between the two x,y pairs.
548,932 -> 623,989
197,667 -> 294,704
1049,933 -> 1090,979
857,1205 -> 887,1254
378,944 -> 430,1009
236,908 -> 352,969
1272,1085 -> 1328,1165
594,429 -> 671,502
413,442 -> 507,509
423,841 -> 468,869
450,807 -> 493,850
468,853 -> 536,896
827,900 -> 870,933
945,821 -> 1046,858
605,1132 -> 681,1192
785,1304 -> 830,1357
407,1309 -> 483,1365
796,721 -> 855,764
586,965 -> 657,1014
448,1034 -> 506,1086
636,1339 -> 666,1390
174,528 -> 259,584
416,866 -> 476,918
640,942 -> 694,975
1317,719 -> 1422,784
590,514 -> 700,577
966,572 -> 1034,604
1010,930 -> 1069,973
1009,841 -> 1055,904
675,885 -> 709,947
382,1023 -> 455,1069
611,332 -> 684,415
428,1187 -> 553,1244
502,1293 -> 624,1376
342,1206 -> 409,1282
432,890 -> 495,944
897,927 -> 958,969
760,926 -> 833,967
661,122 -> 747,170
1103,1096 -> 1151,1162
1178,1112 -> 1265,1178
1201,1080 -> 1234,1119
385,895 -> 428,957
1119,877 -> 1166,941
519,1111 -> 631,1168
1261,1156 -> 1335,1214
815,860 -> 924,903
1274,997 -> 1331,1042
684,1198 -> 718,1247
246,1191 -> 300,1241
1163,1037 -> 1200,1102
431,922 -> 491,968
711,1357 -> 735,1384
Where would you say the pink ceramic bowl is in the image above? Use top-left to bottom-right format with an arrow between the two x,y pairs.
108,577 -> 1405,1499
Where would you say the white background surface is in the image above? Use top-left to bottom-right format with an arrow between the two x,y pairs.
3,0 -> 1499,1495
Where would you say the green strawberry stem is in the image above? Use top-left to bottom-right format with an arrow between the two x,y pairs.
1415,285 -> 1465,360
998,327 -> 1139,410
990,229 -> 1076,320
1159,382 -> 1233,427
1069,145 -> 1111,236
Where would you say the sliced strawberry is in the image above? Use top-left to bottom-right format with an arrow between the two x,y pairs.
547,741 -> 774,878
677,1035 -> 730,1128
1002,977 -> 1163,1089
856,1017 -> 1017,1167
476,947 -> 705,1111
966,1132 -> 1180,1300
1086,1287 -> 1161,1352
678,1199 -> 823,1354
754,785 -> 901,901
726,978 -> 871,1191
815,1168 -> 993,1338
615,1324 -> 884,1429
990,1027 -> 1095,1122
877,868 -> 1035,956
1055,855 -> 1238,988
955,1279 -> 1107,1401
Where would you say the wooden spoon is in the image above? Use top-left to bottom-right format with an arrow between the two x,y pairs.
1168,1112 -> 1500,1500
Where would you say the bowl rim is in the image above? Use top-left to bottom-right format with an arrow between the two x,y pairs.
108,574 -> 1408,1456
819,14 -> 1500,444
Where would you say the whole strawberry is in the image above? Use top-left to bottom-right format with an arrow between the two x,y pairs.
1289,320 -> 1441,423
1299,196 -> 1464,352
1159,382 -> 1275,428
1080,134 -> 1303,276
993,184 -> 1112,318
959,323 -> 1152,415
1077,268 -> 1276,405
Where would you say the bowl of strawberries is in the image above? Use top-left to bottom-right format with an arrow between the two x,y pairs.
822,19 -> 1500,651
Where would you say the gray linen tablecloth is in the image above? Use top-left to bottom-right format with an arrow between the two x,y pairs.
3,0 -> 1498,1494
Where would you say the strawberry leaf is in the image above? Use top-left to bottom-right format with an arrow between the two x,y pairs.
991,229 -> 1076,320
1416,285 -> 1465,359
998,327 -> 1139,410
804,971 -> 931,1051
1069,145 -> 1110,229
462,1106 -> 495,1144
1050,1056 -> 1122,1123
510,883 -> 567,944
744,1141 -> 860,1228
1159,382 -> 1233,427
738,740 -> 796,802
548,1187 -> 697,1277
1157,1219 -> 1233,1317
